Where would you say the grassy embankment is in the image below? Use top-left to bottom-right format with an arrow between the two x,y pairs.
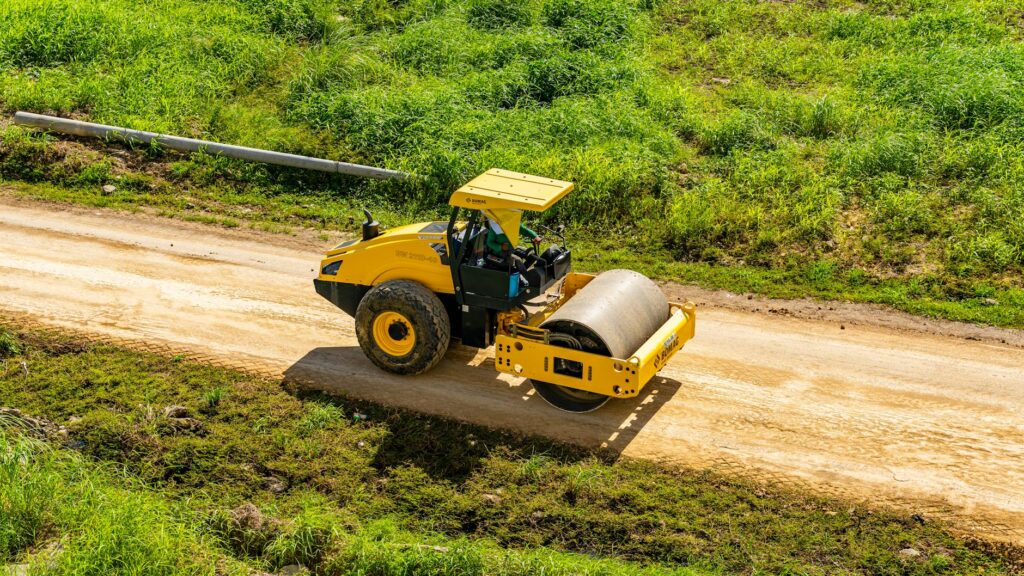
1,431 -> 706,576
0,325 -> 1018,575
1,0 -> 1023,327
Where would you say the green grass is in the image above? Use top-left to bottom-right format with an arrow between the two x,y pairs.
0,428 -> 711,576
0,329 -> 19,357
1,0 -> 1024,327
0,427 -> 235,575
0,324 -> 1016,575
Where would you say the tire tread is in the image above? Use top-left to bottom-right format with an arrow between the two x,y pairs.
355,280 -> 451,375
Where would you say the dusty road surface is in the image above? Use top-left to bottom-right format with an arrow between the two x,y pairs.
2,197 -> 1023,543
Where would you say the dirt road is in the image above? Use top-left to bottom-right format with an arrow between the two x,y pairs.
2,198 -> 1023,543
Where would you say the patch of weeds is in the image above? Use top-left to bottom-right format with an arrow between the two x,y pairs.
0,330 -> 21,358
467,0 -> 539,29
835,131 -> 930,179
231,0 -> 338,42
542,0 -> 640,49
517,453 -> 553,482
182,214 -> 241,228
745,90 -> 855,139
206,502 -> 282,559
203,386 -> 226,412
263,503 -> 337,569
869,188 -> 936,237
297,402 -> 345,435
697,111 -> 774,155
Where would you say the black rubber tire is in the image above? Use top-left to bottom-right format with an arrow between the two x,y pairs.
355,280 -> 451,375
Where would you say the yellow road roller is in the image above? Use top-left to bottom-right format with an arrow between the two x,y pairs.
314,169 -> 696,412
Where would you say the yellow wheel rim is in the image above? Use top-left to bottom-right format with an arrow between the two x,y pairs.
372,311 -> 416,357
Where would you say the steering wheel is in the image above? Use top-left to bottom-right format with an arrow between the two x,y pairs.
516,246 -> 545,269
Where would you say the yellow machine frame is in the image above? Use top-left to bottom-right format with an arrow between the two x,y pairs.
493,273 -> 696,398
318,221 -> 456,295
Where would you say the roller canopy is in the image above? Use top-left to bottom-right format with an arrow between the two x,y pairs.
449,169 -> 573,212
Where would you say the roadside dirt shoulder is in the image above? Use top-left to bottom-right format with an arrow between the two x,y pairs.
663,283 -> 1024,349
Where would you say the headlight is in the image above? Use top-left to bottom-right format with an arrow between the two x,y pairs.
321,260 -> 342,275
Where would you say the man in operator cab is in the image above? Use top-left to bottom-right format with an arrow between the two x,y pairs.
484,213 -> 542,287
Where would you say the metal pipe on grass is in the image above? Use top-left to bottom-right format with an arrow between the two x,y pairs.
13,111 -> 408,180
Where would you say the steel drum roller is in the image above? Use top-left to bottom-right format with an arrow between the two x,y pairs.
542,269 -> 668,359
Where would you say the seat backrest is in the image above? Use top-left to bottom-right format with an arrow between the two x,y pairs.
451,222 -> 488,264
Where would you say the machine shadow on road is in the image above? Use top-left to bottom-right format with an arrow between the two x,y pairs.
282,343 -> 682,463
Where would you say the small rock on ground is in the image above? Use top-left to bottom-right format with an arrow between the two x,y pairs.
0,407 -> 65,439
264,476 -> 288,493
898,547 -> 922,559
230,503 -> 267,531
163,405 -> 190,418
278,565 -> 308,576
167,417 -> 203,433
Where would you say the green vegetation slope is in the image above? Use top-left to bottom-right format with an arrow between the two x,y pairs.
1,0 -> 1023,325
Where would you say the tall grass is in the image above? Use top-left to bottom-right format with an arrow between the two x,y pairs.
0,0 -> 291,138
653,0 -> 1024,297
0,432 -> 55,560
284,0 -> 672,218
0,429 -> 224,575
858,45 -> 1024,131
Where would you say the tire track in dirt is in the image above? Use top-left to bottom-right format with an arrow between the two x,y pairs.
2,198 -> 1023,545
